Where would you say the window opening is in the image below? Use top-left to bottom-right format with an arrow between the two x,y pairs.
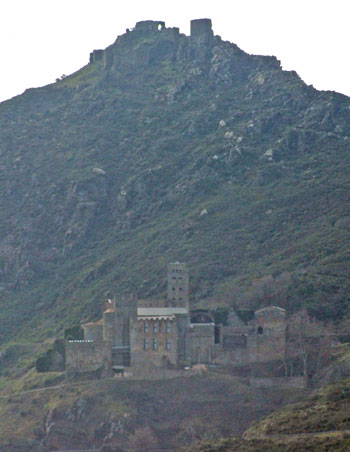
166,338 -> 171,350
153,338 -> 158,350
214,325 -> 221,344
144,322 -> 149,333
257,326 -> 263,335
153,322 -> 158,333
144,338 -> 149,350
166,321 -> 171,334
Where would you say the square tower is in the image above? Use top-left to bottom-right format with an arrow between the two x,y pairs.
190,19 -> 213,38
167,262 -> 189,309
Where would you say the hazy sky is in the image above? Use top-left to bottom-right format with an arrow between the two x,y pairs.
1,0 -> 349,103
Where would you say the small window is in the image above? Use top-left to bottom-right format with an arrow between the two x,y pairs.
214,325 -> 221,344
166,321 -> 171,334
166,338 -> 171,350
144,338 -> 149,350
144,322 -> 149,333
257,326 -> 263,335
153,338 -> 158,350
179,287 -> 183,291
153,322 -> 158,333
172,276 -> 177,280
172,287 -> 176,291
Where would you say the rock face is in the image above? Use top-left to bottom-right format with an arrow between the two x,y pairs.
0,18 -> 350,342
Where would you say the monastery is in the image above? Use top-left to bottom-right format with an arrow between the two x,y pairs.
65,263 -> 287,376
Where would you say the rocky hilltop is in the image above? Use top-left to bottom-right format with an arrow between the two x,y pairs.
0,19 -> 350,344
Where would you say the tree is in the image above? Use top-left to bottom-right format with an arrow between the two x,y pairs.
286,309 -> 335,378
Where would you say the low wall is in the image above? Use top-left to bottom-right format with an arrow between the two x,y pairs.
249,376 -> 306,389
65,340 -> 111,373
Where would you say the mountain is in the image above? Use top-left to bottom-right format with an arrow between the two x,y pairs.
1,17 -> 350,452
1,18 -> 350,347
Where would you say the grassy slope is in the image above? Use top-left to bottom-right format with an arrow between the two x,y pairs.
184,378 -> 350,452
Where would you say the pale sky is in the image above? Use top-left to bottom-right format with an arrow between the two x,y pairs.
0,0 -> 349,103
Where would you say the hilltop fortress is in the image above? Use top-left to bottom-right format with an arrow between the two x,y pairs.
65,263 -> 287,377
88,18 -> 280,80
89,19 -> 216,68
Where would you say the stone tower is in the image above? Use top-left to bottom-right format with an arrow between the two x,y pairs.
190,19 -> 213,38
167,262 -> 189,309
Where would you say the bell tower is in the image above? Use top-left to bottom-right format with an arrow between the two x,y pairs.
167,262 -> 189,309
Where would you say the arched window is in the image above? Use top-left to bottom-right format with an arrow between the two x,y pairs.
257,326 -> 263,335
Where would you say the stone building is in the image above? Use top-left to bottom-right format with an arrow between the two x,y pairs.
216,305 -> 287,366
64,263 -> 288,376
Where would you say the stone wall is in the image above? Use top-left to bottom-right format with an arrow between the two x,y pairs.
111,347 -> 130,367
177,314 -> 191,364
247,306 -> 286,363
130,318 -> 179,370
65,341 -> 111,373
189,324 -> 215,363
215,306 -> 287,366
190,19 -> 213,37
103,311 -> 115,344
82,323 -> 103,342
249,377 -> 306,389
89,49 -> 103,64
135,20 -> 165,32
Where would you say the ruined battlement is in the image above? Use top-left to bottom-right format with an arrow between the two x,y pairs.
88,18 -> 216,71
190,19 -> 213,38
135,20 -> 165,32
89,49 -> 103,64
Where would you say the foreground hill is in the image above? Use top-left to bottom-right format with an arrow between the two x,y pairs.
187,378 -> 350,452
0,18 -> 350,346
0,373 -> 305,451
